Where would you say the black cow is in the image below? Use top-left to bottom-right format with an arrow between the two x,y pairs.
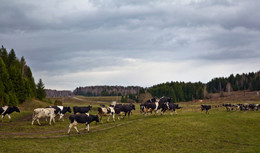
68,113 -> 99,134
47,106 -> 72,120
0,106 -> 20,121
73,106 -> 92,114
161,103 -> 182,115
201,105 -> 211,114
115,103 -> 135,120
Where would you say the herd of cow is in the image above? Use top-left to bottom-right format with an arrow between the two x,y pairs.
0,96 -> 259,134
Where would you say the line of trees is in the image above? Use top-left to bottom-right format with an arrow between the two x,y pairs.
148,81 -> 204,102
0,46 -> 46,106
206,71 -> 260,93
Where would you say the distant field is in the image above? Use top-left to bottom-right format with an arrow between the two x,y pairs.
0,96 -> 259,153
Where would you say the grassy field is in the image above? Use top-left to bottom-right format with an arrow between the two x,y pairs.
0,96 -> 260,153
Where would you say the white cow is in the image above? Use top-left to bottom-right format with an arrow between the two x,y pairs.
97,106 -> 115,124
32,108 -> 57,125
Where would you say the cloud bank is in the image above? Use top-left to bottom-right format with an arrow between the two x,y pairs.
1,0 -> 260,90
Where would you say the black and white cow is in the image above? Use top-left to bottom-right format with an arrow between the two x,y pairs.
142,98 -> 159,115
32,108 -> 59,125
240,103 -> 249,111
248,104 -> 259,111
161,103 -> 182,115
115,103 -> 135,120
0,106 -> 20,121
98,105 -> 115,123
143,100 -> 159,115
47,106 -> 72,121
158,96 -> 172,110
68,113 -> 99,134
73,106 -> 92,114
201,105 -> 211,114
222,104 -> 232,111
142,96 -> 171,115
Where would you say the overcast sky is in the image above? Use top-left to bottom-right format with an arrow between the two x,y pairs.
1,0 -> 260,90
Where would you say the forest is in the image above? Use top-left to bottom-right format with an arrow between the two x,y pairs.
0,46 -> 45,106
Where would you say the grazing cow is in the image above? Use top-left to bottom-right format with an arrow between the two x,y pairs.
201,105 -> 211,114
98,105 -> 115,123
222,104 -> 232,111
0,106 -> 20,120
32,108 -> 59,125
68,113 -> 99,134
248,104 -> 259,111
240,103 -> 249,111
232,104 -> 240,111
115,103 -> 135,120
47,106 -> 72,121
73,106 -> 92,114
161,103 -> 182,115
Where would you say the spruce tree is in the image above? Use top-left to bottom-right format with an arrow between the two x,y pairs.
36,79 -> 46,100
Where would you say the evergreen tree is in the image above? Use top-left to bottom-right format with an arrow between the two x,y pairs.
36,79 -> 46,100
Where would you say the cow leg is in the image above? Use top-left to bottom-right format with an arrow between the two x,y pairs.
32,117 -> 35,125
49,117 -> 52,125
1,115 -> 5,120
74,126 -> 79,134
52,116 -> 56,124
85,123 -> 90,132
175,109 -> 178,115
107,116 -> 110,123
68,123 -> 73,134
7,114 -> 11,119
117,113 -> 121,120
123,112 -> 126,119
37,119 -> 41,125
59,114 -> 64,121
100,116 -> 103,124
112,113 -> 115,122
128,112 -> 130,118
72,121 -> 79,134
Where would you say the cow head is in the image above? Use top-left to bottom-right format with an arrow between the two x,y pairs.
131,104 -> 136,110
13,106 -> 20,113
67,107 -> 72,113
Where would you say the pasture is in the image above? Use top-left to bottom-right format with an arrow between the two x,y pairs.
0,96 -> 260,153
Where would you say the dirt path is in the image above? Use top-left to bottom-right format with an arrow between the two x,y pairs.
0,117 -> 144,139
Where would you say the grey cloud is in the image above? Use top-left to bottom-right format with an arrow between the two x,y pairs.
1,0 -> 260,89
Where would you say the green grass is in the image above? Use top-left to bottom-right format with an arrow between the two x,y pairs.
0,99 -> 260,153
